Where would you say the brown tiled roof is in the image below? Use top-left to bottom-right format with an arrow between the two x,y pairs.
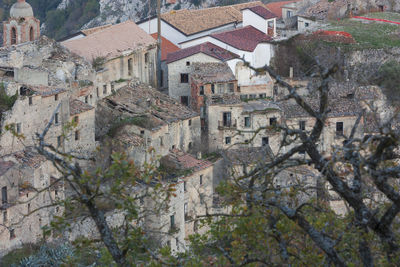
70,99 -> 94,116
265,0 -> 301,18
166,42 -> 239,64
165,149 -> 212,172
13,148 -> 47,169
244,6 -> 277,20
26,85 -> 66,97
150,33 -> 180,61
191,62 -> 236,84
100,80 -> 198,131
160,1 -> 268,36
207,94 -> 242,106
62,21 -> 156,61
223,147 -> 273,165
0,161 -> 14,176
279,97 -> 362,118
115,132 -> 145,147
211,26 -> 273,52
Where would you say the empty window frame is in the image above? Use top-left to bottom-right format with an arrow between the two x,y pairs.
180,73 -> 189,83
244,117 -> 251,128
336,122 -> 344,135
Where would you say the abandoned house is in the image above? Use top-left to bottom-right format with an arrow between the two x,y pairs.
166,42 -> 239,105
190,62 -> 238,115
96,80 -> 201,167
0,148 -> 63,256
205,94 -> 282,153
62,21 -> 157,95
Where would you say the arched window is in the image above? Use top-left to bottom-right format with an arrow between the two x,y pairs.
29,27 -> 34,41
11,27 -> 17,45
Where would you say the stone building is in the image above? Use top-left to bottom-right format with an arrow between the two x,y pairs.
190,62 -> 238,114
2,0 -> 40,47
96,80 -> 201,167
62,21 -> 157,96
278,95 -> 364,154
157,149 -> 216,248
205,94 -> 282,153
0,148 -> 63,256
166,42 -> 239,105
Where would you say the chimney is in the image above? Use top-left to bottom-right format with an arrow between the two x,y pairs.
289,67 -> 294,79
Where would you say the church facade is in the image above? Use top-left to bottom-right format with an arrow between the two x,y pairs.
2,0 -> 40,47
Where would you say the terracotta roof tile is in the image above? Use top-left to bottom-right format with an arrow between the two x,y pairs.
70,99 -> 94,116
160,1 -> 268,36
150,33 -> 180,61
265,0 -> 301,18
81,24 -> 112,35
167,149 -> 212,172
62,21 -> 156,61
244,6 -> 277,20
166,42 -> 239,64
211,26 -> 273,52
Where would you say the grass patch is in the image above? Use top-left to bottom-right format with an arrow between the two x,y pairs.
362,12 -> 400,22
0,243 -> 41,266
0,83 -> 17,112
327,14 -> 400,49
107,116 -> 148,137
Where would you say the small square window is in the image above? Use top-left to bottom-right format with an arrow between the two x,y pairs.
73,116 -> 79,124
225,137 -> 231,145
55,94 -> 59,101
200,175 -> 203,185
186,61 -> 190,66
140,130 -> 145,135
57,136 -> 62,147
103,85 -> 107,94
145,53 -> 149,63
29,97 -> 33,105
211,84 -> 215,94
270,117 -> 277,126
184,181 -> 187,192
180,73 -> 189,83
75,130 -> 80,141
170,214 -> 175,228
85,96 -> 89,103
189,142 -> 193,149
188,119 -> 192,126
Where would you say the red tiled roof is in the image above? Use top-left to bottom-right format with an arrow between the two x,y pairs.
169,149 -> 212,172
244,6 -> 277,20
211,26 -> 273,52
151,33 -> 180,61
166,42 -> 239,64
265,0 -> 300,18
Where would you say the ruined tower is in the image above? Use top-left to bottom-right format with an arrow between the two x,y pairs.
3,0 -> 40,47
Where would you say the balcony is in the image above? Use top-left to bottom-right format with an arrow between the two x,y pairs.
218,119 -> 237,130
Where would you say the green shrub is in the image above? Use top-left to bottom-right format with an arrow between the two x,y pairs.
0,83 -> 17,112
376,60 -> 400,100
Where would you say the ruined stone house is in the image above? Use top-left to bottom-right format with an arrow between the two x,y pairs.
62,21 -> 158,97
0,148 -> 63,256
96,80 -> 201,167
205,94 -> 282,153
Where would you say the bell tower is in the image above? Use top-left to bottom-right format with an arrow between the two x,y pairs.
3,0 -> 40,47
